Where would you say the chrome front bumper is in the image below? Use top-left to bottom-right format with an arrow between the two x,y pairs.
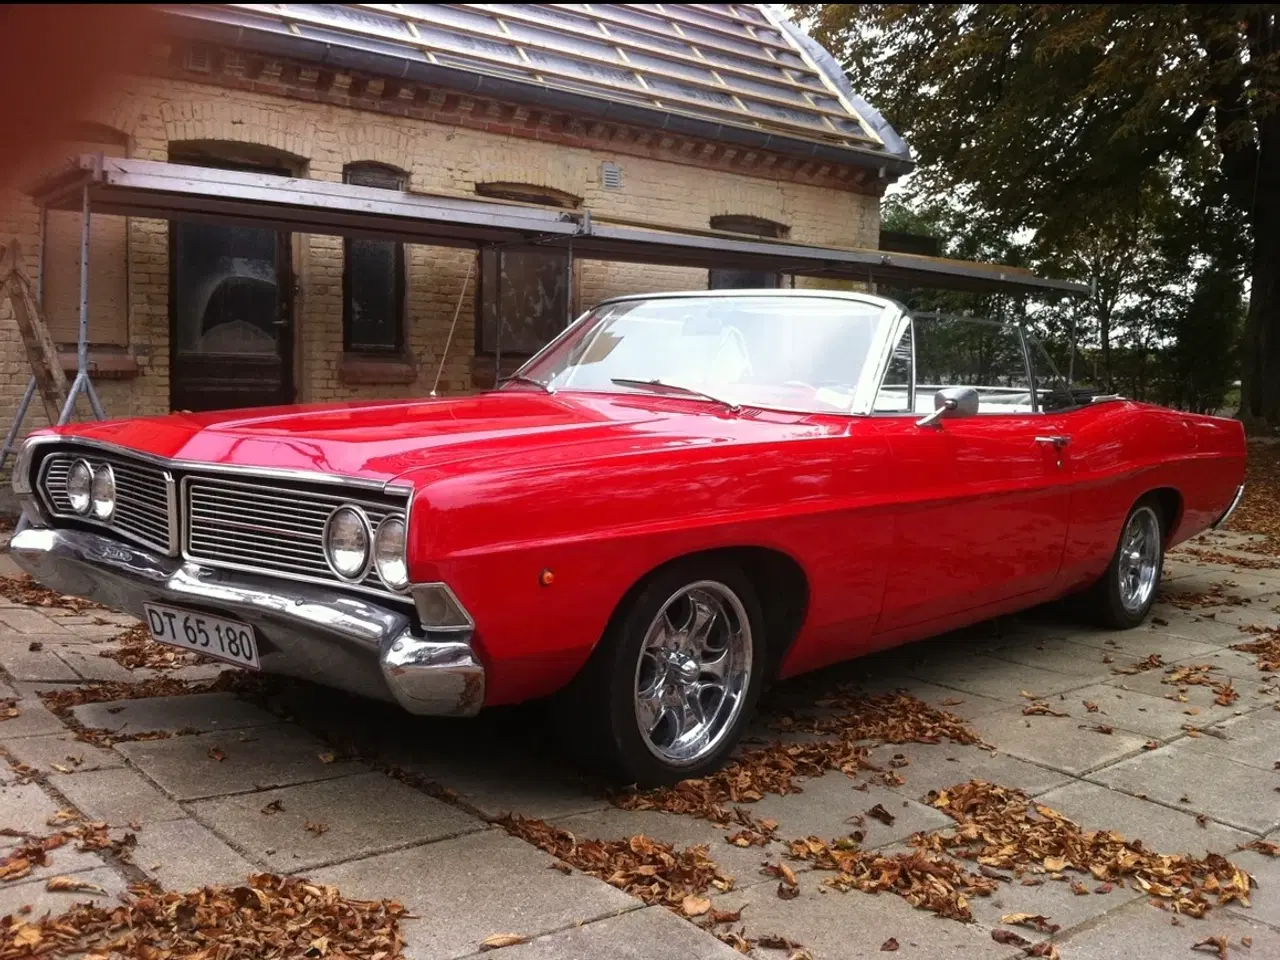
9,527 -> 484,716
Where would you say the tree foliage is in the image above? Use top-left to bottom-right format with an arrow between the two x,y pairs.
797,4 -> 1278,425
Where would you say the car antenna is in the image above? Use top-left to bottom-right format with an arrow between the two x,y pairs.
430,258 -> 475,397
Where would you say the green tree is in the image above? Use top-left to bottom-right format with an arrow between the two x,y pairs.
798,4 -> 1278,427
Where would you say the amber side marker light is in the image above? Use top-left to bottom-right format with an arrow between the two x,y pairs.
539,569 -> 555,587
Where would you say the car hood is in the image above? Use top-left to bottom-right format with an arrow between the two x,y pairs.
46,390 -> 832,484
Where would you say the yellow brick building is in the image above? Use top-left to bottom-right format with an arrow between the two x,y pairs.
0,4 -> 911,432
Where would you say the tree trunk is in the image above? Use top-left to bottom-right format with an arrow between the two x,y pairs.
1238,108 -> 1280,432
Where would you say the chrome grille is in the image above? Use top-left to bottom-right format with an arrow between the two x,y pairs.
39,452 -> 172,553
184,475 -> 406,597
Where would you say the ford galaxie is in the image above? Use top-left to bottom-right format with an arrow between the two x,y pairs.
10,291 -> 1247,784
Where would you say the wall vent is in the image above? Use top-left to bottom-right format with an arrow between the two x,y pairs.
183,45 -> 212,73
601,162 -> 623,190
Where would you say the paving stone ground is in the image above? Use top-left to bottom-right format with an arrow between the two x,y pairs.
0,527 -> 1278,959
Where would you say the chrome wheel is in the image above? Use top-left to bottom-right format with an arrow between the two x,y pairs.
633,580 -> 753,767
1118,506 -> 1161,614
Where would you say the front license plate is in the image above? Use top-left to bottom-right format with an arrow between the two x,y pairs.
143,603 -> 260,670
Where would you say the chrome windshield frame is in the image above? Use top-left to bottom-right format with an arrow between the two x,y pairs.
508,289 -> 908,418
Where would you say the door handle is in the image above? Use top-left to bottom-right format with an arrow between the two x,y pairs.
1034,435 -> 1071,449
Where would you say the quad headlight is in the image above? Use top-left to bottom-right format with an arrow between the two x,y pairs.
66,459 -> 93,515
90,463 -> 116,520
373,515 -> 408,591
323,505 -> 372,581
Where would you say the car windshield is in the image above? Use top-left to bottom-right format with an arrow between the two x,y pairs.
512,294 -> 891,415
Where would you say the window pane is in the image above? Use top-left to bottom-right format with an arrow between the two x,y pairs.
873,323 -> 912,412
173,222 -> 280,357
914,317 -> 1032,414
479,247 -> 568,354
709,268 -> 779,290
346,238 -> 400,352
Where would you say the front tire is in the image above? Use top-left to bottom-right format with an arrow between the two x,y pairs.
1082,496 -> 1166,629
557,558 -> 765,786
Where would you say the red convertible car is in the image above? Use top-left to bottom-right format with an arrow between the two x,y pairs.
11,291 -> 1246,784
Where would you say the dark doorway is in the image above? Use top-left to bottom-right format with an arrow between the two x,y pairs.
168,164 -> 294,413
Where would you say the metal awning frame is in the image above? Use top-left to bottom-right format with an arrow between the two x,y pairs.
31,156 -> 1088,297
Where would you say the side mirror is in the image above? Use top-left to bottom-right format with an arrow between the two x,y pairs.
916,386 -> 980,428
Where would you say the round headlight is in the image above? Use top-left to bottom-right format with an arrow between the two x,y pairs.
91,463 -> 116,520
373,516 -> 408,591
66,459 -> 93,515
324,505 -> 371,581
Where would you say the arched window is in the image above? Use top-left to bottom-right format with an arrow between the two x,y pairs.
708,214 -> 789,291
475,183 -> 576,360
344,162 -> 407,354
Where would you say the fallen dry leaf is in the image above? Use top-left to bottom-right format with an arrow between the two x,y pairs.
1242,839 -> 1279,857
681,894 -> 712,917
318,753 -> 336,764
100,623 -> 212,671
304,821 -> 329,837
479,933 -> 529,951
44,875 -> 108,895
261,799 -> 284,816
1083,701 -> 1099,713
1192,934 -> 1231,959
207,746 -> 227,762
991,929 -> 1031,947
1023,702 -> 1070,718
1000,913 -> 1060,933
881,937 -> 900,951
866,804 -> 896,826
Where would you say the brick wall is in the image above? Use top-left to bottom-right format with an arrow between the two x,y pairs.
0,73 -> 880,440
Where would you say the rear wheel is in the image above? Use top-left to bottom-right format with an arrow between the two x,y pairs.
557,558 -> 765,786
1081,496 -> 1165,629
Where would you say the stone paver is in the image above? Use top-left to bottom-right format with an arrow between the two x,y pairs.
1088,740 -> 1280,835
906,654 -> 1092,701
714,877 -> 1016,960
1057,898 -> 1280,958
0,730 -> 124,773
116,726 -> 362,801
1056,682 -> 1206,740
310,830 -> 639,960
49,766 -> 186,825
1177,709 -> 1280,771
971,706 -> 1150,775
131,818 -> 258,890
0,781 -> 67,835
190,771 -> 484,871
0,645 -> 79,682
1035,780 -> 1255,858
454,905 -> 743,960
71,692 -> 277,737
0,530 -> 1276,958
864,741 -> 1073,797
0,696 -> 70,739
747,774 -> 952,849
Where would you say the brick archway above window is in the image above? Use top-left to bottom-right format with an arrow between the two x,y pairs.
475,182 -> 581,209
709,214 -> 789,240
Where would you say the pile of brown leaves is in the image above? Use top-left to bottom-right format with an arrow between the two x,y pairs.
0,813 -> 128,884
1111,654 -> 1165,675
38,671 -> 263,717
613,693 -> 982,837
1231,632 -> 1280,671
1225,442 -> 1280,555
784,838 -> 997,921
0,575 -> 106,615
1178,548 -> 1280,571
1162,664 -> 1240,707
0,873 -> 407,959
495,815 -> 733,911
1159,584 -> 1247,610
917,780 -> 1253,917
100,624 -> 211,671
